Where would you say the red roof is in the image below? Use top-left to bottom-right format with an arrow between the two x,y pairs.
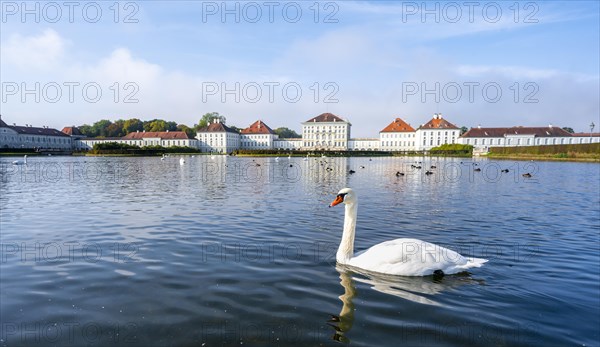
572,132 -> 600,137
419,115 -> 459,130
305,113 -> 346,123
123,131 -> 190,139
196,122 -> 238,134
61,126 -> 83,136
462,126 -> 573,138
380,118 -> 415,133
241,120 -> 275,135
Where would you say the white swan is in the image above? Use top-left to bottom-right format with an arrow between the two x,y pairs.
303,154 -> 309,161
329,188 -> 487,276
12,155 -> 27,165
288,154 -> 292,160
179,157 -> 185,165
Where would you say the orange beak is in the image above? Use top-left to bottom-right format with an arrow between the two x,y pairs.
329,195 -> 344,207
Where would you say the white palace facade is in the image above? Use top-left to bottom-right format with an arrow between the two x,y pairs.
2,113 -> 598,153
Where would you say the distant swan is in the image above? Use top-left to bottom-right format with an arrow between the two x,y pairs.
329,188 -> 487,276
179,158 -> 185,165
12,155 -> 27,165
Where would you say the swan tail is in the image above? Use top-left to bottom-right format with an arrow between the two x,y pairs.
461,257 -> 488,269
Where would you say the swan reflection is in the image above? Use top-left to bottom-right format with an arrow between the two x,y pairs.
328,265 -> 484,343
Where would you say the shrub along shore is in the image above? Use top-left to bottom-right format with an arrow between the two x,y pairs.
487,143 -> 600,162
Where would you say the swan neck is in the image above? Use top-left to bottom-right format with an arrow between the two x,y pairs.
337,202 -> 357,264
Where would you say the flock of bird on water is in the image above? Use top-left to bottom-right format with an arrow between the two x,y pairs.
11,153 -> 535,179
10,153 -> 536,276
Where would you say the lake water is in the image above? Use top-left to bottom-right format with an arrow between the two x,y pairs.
1,155 -> 599,346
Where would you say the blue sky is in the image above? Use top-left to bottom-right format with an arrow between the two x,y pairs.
1,1 -> 598,136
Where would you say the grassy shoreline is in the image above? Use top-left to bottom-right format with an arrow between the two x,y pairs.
486,153 -> 599,162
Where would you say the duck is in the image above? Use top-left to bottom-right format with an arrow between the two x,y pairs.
395,171 -> 404,177
359,166 -> 365,169
522,173 -> 532,178
12,155 -> 27,165
430,165 -> 436,169
329,188 -> 487,276
425,170 -> 433,175
501,169 -> 509,173
348,170 -> 356,174
474,168 -> 481,172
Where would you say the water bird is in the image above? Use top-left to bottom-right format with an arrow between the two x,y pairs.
430,165 -> 436,169
12,155 -> 27,165
349,170 -> 356,174
501,169 -> 509,173
275,157 -> 279,161
474,168 -> 481,172
522,173 -> 532,178
329,188 -> 487,276
304,154 -> 309,161
210,154 -> 215,160
395,172 -> 404,177
289,164 -> 294,167
288,154 -> 291,160
425,171 -> 433,175
179,158 -> 185,165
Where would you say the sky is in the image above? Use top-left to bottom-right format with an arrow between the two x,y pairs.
1,0 -> 599,137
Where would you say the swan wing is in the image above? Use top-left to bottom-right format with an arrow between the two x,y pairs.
350,238 -> 486,276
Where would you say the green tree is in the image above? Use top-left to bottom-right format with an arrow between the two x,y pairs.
562,127 -> 574,133
106,120 -> 125,137
274,127 -> 301,138
78,124 -> 95,137
229,126 -> 242,133
123,118 -> 144,134
165,121 -> 178,131
197,112 -> 226,129
460,126 -> 468,135
144,119 -> 169,132
177,124 -> 196,138
92,119 -> 113,138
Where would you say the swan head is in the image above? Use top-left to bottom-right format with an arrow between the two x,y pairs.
329,188 -> 356,207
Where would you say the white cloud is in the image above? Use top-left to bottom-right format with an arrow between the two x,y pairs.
1,29 -> 67,70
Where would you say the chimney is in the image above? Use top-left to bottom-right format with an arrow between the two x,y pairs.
478,124 -> 481,129
136,130 -> 139,133
166,129 -> 169,132
549,124 -> 553,128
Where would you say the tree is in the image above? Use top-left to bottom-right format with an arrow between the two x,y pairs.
78,124 -> 95,137
229,126 -> 242,133
274,127 -> 301,138
460,126 -> 468,135
106,121 -> 125,137
177,124 -> 196,138
165,121 -> 178,131
197,112 -> 226,129
562,127 -> 574,133
144,119 -> 168,132
123,118 -> 144,134
92,119 -> 113,138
